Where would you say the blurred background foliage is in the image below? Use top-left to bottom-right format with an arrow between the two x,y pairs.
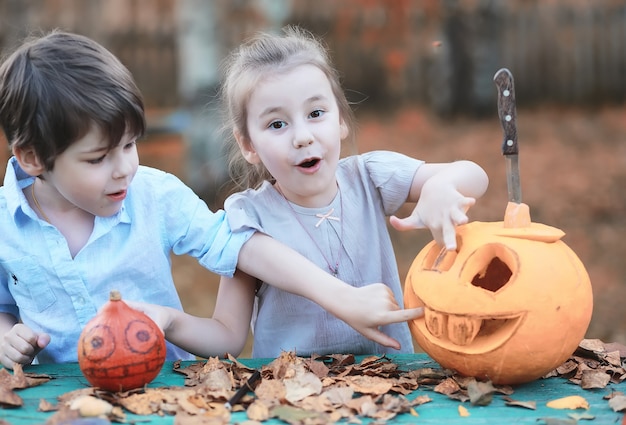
1,0 -> 626,353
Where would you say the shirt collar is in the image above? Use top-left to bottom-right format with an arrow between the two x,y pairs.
4,156 -> 36,222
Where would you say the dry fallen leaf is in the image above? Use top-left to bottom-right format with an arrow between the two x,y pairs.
0,363 -> 52,407
458,404 -> 470,417
69,395 -> 113,417
38,398 -> 58,412
546,395 -> 590,410
283,372 -> 323,403
580,369 -> 611,389
467,379 -> 495,406
503,396 -> 536,410
568,412 -> 595,421
608,394 -> 626,412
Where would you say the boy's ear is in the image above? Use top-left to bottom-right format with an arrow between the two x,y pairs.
12,145 -> 45,177
234,129 -> 261,165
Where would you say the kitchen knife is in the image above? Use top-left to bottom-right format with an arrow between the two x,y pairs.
493,68 -> 530,228
493,68 -> 521,204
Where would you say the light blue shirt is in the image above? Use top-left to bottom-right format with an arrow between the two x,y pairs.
0,157 -> 254,364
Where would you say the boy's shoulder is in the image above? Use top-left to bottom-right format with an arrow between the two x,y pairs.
132,165 -> 183,188
130,165 -> 196,204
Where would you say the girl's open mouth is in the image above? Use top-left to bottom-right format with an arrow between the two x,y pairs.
298,158 -> 320,168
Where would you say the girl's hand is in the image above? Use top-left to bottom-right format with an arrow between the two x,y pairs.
390,180 -> 475,250
124,300 -> 173,336
332,283 -> 423,350
390,160 -> 488,250
0,324 -> 50,369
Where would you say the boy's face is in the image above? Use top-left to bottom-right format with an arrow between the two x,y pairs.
41,124 -> 139,218
241,64 -> 348,208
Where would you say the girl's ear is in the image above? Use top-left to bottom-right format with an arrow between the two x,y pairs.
340,119 -> 349,141
12,145 -> 45,177
234,129 -> 261,165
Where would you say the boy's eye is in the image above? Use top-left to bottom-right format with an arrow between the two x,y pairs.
87,156 -> 105,165
124,140 -> 137,149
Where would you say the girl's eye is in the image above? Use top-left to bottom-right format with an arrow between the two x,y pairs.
269,120 -> 285,130
309,109 -> 324,119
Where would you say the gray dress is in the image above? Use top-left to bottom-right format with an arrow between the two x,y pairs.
226,150 -> 422,357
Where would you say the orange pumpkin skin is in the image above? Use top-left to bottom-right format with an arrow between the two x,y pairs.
405,217 -> 593,385
77,290 -> 166,392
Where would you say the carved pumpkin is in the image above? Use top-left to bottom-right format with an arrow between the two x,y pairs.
405,203 -> 593,385
77,290 -> 166,392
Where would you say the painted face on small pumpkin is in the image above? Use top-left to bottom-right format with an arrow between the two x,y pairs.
78,291 -> 166,392
405,218 -> 593,385
80,319 -> 163,360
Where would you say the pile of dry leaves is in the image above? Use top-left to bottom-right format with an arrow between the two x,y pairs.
1,339 -> 625,425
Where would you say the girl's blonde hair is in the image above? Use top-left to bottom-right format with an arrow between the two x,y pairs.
220,26 -> 356,191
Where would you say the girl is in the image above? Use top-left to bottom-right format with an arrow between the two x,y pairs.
133,26 -> 488,358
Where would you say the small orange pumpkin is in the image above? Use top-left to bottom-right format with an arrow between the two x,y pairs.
405,203 -> 593,385
77,290 -> 166,392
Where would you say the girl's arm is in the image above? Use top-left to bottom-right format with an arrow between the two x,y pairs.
236,234 -> 423,350
390,160 -> 489,249
128,269 -> 255,358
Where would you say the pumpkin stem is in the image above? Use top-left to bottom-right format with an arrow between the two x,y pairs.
109,290 -> 122,301
503,202 -> 531,228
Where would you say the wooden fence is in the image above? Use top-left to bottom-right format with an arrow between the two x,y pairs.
0,0 -> 625,115
0,0 -> 179,109
291,0 -> 626,115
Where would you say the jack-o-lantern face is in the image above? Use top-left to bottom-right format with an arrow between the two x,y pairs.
78,291 -> 166,392
405,214 -> 593,385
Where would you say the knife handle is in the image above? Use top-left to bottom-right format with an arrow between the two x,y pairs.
493,68 -> 518,155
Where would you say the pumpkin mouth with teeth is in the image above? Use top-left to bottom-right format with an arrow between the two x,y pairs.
418,307 -> 525,354
404,218 -> 593,385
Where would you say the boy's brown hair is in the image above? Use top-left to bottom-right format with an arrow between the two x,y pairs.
0,30 -> 145,171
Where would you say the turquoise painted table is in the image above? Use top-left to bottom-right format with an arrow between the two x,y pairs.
2,354 -> 625,424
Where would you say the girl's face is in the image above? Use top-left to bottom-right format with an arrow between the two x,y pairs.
40,124 -> 139,218
239,64 -> 348,207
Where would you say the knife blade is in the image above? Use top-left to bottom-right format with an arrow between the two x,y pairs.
493,68 -> 521,204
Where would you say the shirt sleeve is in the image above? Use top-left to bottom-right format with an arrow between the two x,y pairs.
360,150 -> 424,216
223,188 -> 267,234
149,169 -> 255,277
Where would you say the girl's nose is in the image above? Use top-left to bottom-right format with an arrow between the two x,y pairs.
292,123 -> 314,148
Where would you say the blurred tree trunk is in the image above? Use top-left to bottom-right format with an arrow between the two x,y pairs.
175,0 -> 291,205
175,0 -> 225,204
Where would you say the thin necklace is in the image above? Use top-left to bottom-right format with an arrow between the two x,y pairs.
31,181 -> 51,223
277,186 -> 344,277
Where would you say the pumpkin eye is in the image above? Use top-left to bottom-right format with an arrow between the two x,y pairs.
471,257 -> 512,292
423,236 -> 463,271
125,319 -> 161,354
460,243 -> 516,293
80,324 -> 116,361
